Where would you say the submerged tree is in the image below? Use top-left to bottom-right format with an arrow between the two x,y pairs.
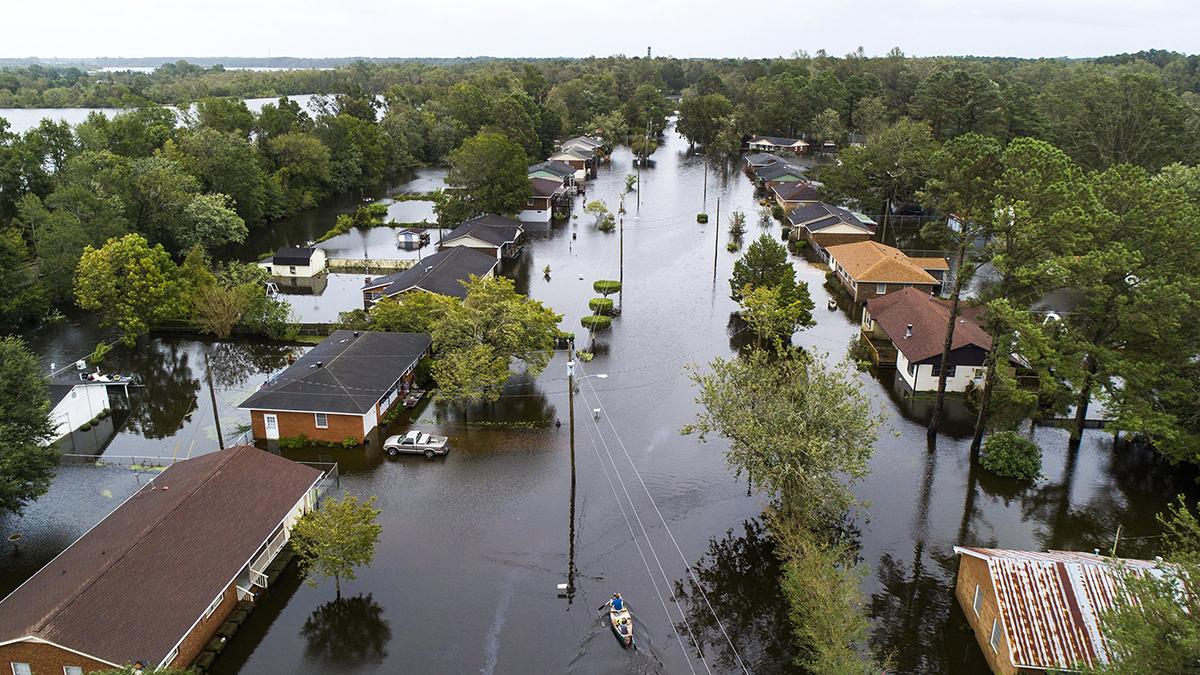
291,495 -> 383,600
74,233 -> 182,346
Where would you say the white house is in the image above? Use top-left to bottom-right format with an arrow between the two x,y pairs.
259,247 -> 327,278
747,135 -> 809,154
46,380 -> 111,443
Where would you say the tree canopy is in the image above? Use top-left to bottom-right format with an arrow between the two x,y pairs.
0,336 -> 57,515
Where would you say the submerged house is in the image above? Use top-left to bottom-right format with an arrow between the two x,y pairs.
360,246 -> 498,307
547,146 -> 595,180
439,214 -> 523,260
521,177 -> 569,223
772,181 -> 822,213
754,160 -> 807,189
862,287 -> 991,391
528,160 -> 576,186
239,330 -> 431,444
952,547 -> 1170,674
747,135 -> 809,154
826,240 -> 948,302
743,152 -> 780,170
258,246 -> 327,278
46,379 -> 112,443
788,202 -> 876,256
0,445 -> 327,674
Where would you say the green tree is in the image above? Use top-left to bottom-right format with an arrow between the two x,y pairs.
0,336 -> 57,515
851,94 -> 889,137
74,233 -> 182,346
1087,497 -> 1200,674
584,199 -> 615,232
195,97 -> 255,137
623,84 -> 671,137
368,291 -> 454,335
316,113 -> 389,193
167,127 -> 275,226
919,133 -> 1004,439
738,284 -> 814,350
809,108 -> 844,145
587,110 -> 627,149
730,234 -> 806,306
436,132 -> 530,225
818,118 -> 938,218
677,94 -> 734,149
0,226 -> 47,328
266,131 -> 333,214
431,343 -> 511,410
291,495 -> 382,599
911,68 -> 1004,140
180,193 -> 248,251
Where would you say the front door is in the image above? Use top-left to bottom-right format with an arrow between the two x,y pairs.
263,414 -> 279,440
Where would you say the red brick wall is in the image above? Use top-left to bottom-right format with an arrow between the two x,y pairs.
251,410 -> 365,443
169,582 -> 241,668
0,640 -> 112,674
955,554 -> 1016,675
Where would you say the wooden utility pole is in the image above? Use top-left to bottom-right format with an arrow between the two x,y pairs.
205,350 -> 224,450
702,160 -> 708,213
618,216 -> 624,311
713,197 -> 721,278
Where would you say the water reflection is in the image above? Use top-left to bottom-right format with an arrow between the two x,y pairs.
206,340 -> 299,390
301,593 -> 393,668
673,520 -> 800,674
115,340 -> 200,440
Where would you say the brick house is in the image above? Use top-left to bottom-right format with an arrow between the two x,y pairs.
772,181 -> 822,213
521,177 -> 568,223
0,446 -> 325,674
788,202 -> 877,257
952,547 -> 1170,674
825,240 -> 948,302
239,330 -> 431,445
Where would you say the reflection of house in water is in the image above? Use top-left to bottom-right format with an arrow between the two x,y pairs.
272,274 -> 329,296
45,368 -> 135,455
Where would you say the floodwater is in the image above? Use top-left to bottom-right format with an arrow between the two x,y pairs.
6,120 -> 1198,674
0,94 -> 319,135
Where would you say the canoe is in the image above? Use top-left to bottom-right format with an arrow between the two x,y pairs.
609,605 -> 634,648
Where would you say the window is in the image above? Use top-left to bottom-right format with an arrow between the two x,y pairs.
931,364 -> 957,378
65,667 -> 84,675
989,618 -> 1002,652
163,646 -> 179,667
11,664 -> 31,675
289,265 -> 297,275
875,283 -> 887,295
907,360 -> 916,377
972,585 -> 983,616
314,413 -> 329,429
203,591 -> 223,619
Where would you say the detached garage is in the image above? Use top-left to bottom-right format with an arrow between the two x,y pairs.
239,330 -> 430,445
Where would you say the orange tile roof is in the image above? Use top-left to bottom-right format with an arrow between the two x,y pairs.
825,240 -> 941,284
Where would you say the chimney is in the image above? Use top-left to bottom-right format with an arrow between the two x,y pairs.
905,324 -> 913,339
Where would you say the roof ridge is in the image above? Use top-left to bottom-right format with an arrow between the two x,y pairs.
31,448 -> 247,635
317,332 -> 373,412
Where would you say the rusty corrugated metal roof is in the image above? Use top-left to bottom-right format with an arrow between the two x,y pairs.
954,547 -> 1163,671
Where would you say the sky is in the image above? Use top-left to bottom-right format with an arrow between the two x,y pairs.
2,0 -> 1195,60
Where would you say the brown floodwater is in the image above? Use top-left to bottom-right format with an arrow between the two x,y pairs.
5,120 -> 1197,674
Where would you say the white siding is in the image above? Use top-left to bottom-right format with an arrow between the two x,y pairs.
48,385 -> 111,443
897,351 -> 985,393
519,207 -> 552,222
362,405 -> 379,437
261,249 -> 327,278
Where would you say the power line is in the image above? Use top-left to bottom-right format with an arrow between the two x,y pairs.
576,397 -> 700,674
577,364 -> 751,675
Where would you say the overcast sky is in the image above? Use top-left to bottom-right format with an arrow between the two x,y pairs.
4,0 -> 1194,60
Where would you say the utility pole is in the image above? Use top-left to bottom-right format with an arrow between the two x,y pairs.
565,351 -> 577,603
205,350 -> 224,450
619,215 -> 624,311
713,197 -> 721,277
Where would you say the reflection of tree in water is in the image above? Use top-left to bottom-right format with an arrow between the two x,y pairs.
868,549 -> 962,673
673,520 -> 801,674
114,340 -> 200,439
206,341 -> 299,389
301,593 -> 392,667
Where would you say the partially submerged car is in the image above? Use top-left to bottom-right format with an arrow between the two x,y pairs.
383,430 -> 449,458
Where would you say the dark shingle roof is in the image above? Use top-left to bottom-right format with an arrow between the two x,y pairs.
271,246 -> 318,266
441,214 -> 523,247
756,161 -> 807,181
528,160 -> 575,178
773,181 -> 821,203
530,176 -> 565,198
0,446 -> 322,667
363,247 -> 499,299
743,152 -> 778,167
866,287 -> 992,363
240,330 -> 431,414
788,202 -> 875,232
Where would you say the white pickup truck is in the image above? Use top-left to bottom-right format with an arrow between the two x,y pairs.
383,430 -> 449,458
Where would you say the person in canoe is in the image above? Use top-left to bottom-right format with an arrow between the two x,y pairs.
610,593 -> 624,611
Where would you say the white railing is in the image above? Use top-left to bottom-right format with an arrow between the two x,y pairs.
249,526 -> 289,587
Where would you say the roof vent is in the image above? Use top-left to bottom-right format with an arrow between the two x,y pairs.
316,361 -> 323,368
353,331 -> 359,337
905,324 -> 913,338
1094,549 -> 1100,555
426,266 -> 433,273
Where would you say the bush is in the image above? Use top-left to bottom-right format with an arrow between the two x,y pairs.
593,280 -> 622,297
726,241 -> 739,252
772,205 -> 786,221
341,436 -> 359,449
588,297 -> 614,315
581,315 -> 612,331
576,350 -> 594,362
697,213 -> 709,223
279,434 -> 311,450
980,431 -> 1042,481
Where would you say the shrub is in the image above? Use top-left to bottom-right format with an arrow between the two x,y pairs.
341,436 -> 360,449
588,297 -> 614,315
581,315 -> 612,331
576,350 -> 594,362
697,213 -> 708,223
980,431 -> 1042,481
279,434 -> 311,450
593,280 -> 622,297
726,241 -> 739,252
772,205 -> 786,221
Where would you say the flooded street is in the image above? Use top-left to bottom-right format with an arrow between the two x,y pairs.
5,120 -> 1197,673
